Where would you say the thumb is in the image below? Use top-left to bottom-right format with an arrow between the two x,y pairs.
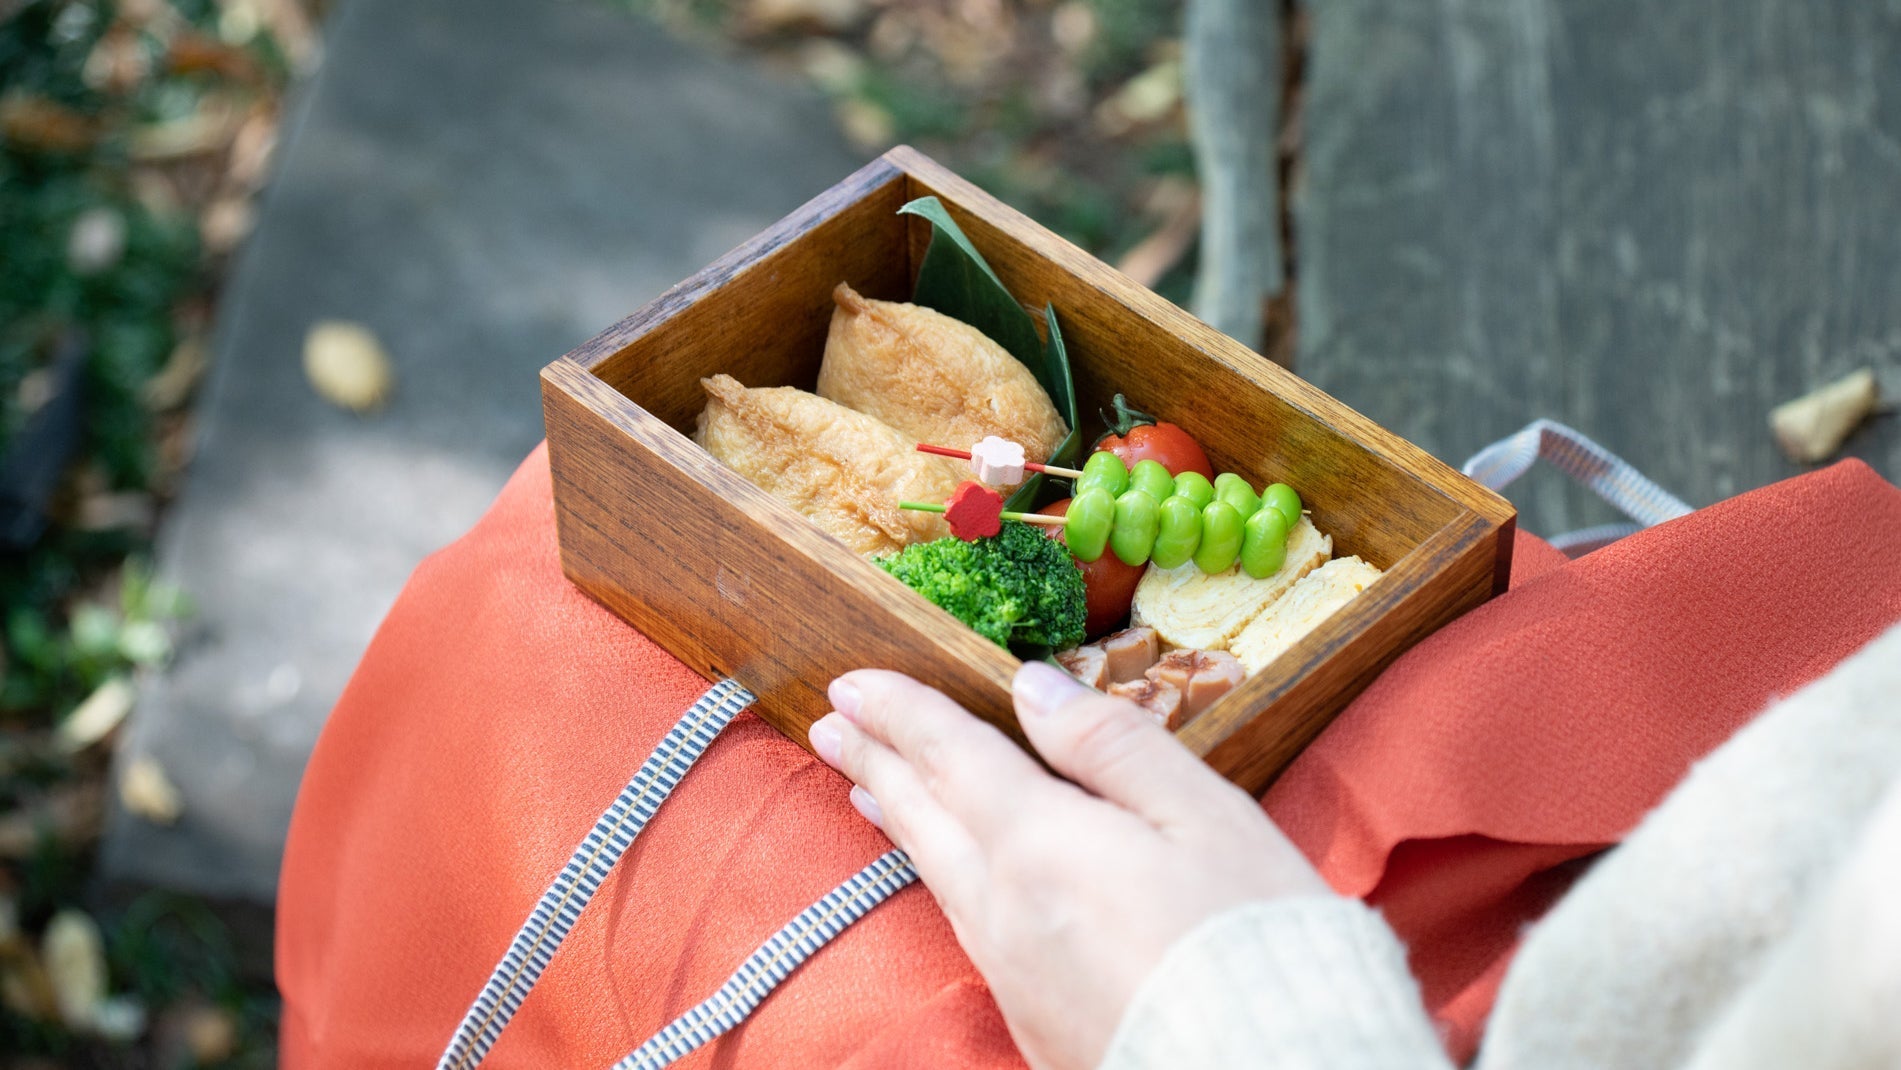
1013,660 -> 1242,828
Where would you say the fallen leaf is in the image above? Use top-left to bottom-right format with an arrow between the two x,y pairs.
1115,180 -> 1201,287
1095,58 -> 1183,136
304,320 -> 395,412
1050,1 -> 1096,54
130,93 -> 243,160
0,940 -> 59,1022
166,30 -> 262,83
224,105 -> 278,191
181,1001 -> 239,1062
835,97 -> 895,151
744,0 -> 868,35
200,194 -> 255,254
42,910 -> 107,1030
120,754 -> 185,825
798,38 -> 865,93
57,676 -> 138,753
83,22 -> 154,94
1770,367 -> 1879,463
143,335 -> 210,411
0,93 -> 102,153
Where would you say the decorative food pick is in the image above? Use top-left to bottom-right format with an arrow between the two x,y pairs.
901,480 -> 1068,541
916,437 -> 1087,483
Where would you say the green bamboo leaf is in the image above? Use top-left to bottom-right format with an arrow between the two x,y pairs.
898,197 -> 1080,435
899,197 -> 1083,514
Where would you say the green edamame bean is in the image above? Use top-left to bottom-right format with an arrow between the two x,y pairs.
1077,451 -> 1129,497
1263,483 -> 1302,530
1172,471 -> 1215,510
1128,459 -> 1176,504
1194,501 -> 1245,574
1110,489 -> 1161,567
1150,495 -> 1203,569
1064,487 -> 1116,563
1213,472 -> 1261,519
1240,505 -> 1291,579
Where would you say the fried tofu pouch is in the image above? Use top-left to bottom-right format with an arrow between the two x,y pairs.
818,282 -> 1069,472
694,374 -> 964,556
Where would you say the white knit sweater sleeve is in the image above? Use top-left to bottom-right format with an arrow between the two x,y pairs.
1098,896 -> 1454,1070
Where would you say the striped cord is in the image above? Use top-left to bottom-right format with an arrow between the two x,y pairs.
436,678 -> 756,1070
1462,419 -> 1693,552
610,849 -> 920,1070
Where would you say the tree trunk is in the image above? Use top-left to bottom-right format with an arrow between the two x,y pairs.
1186,0 -> 1281,353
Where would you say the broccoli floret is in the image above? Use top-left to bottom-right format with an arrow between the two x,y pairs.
876,520 -> 1086,651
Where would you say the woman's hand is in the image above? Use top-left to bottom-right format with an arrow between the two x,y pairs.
806,662 -> 1333,1070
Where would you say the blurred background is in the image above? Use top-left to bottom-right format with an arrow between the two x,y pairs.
1,0 -> 1896,1063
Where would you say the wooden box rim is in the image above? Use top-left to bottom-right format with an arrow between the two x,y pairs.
542,145 -> 1516,792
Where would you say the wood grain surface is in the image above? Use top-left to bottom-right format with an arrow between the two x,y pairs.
1298,0 -> 1901,534
545,146 -> 1517,794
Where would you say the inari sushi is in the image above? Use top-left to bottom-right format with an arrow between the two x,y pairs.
818,282 -> 1069,472
694,374 -> 965,556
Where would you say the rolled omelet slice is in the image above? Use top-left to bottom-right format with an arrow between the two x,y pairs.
1229,556 -> 1384,675
1130,517 -> 1331,652
694,374 -> 964,556
818,282 -> 1069,471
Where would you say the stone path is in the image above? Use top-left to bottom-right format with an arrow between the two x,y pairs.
1296,0 -> 1901,533
100,0 -> 859,904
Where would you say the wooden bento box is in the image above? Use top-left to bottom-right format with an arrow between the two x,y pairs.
542,146 -> 1516,794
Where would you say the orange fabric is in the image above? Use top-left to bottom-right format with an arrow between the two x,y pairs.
1264,457 -> 1901,1060
275,445 -> 1016,1069
277,449 -> 1901,1068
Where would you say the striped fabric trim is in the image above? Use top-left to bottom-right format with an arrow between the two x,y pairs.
611,849 -> 921,1070
1462,419 -> 1693,544
436,678 -> 756,1070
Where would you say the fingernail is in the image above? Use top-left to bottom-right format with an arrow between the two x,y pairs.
808,714 -> 844,767
1015,660 -> 1086,719
849,785 -> 884,829
829,677 -> 863,722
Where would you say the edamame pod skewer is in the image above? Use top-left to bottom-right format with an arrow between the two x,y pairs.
1150,495 -> 1203,569
1172,471 -> 1215,510
1127,459 -> 1176,504
1240,505 -> 1291,579
1194,500 -> 1245,574
1213,472 -> 1260,520
1076,451 -> 1130,497
1263,483 -> 1301,531
1065,486 -> 1116,563
1110,488 -> 1161,566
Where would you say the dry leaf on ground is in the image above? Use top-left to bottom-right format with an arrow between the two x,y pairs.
304,320 -> 395,412
744,0 -> 869,35
57,677 -> 138,753
1115,179 -> 1200,287
41,910 -> 106,1030
1770,367 -> 1879,463
0,93 -> 102,153
143,335 -> 210,411
120,754 -> 185,825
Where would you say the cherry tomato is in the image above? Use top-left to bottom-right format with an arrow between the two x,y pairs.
1039,498 -> 1144,637
1092,393 -> 1214,481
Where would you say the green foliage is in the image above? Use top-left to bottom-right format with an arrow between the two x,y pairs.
899,195 -> 1079,509
2,558 -> 191,720
877,520 -> 1087,651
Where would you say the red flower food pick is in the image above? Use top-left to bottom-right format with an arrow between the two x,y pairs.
899,481 -> 1069,541
943,481 -> 1004,541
